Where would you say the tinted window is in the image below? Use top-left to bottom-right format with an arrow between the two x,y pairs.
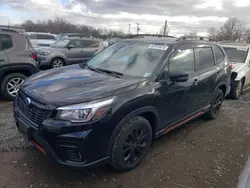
81,40 -> 100,48
196,47 -> 214,70
37,34 -> 55,40
223,47 -> 248,63
0,34 -> 13,50
169,46 -> 195,74
213,46 -> 225,64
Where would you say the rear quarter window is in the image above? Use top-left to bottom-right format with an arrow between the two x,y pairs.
0,34 -> 13,50
213,46 -> 225,64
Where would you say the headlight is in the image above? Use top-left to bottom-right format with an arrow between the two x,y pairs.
39,51 -> 52,56
56,97 -> 115,122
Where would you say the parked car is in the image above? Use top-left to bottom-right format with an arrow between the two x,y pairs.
0,31 -> 39,100
37,37 -> 104,69
25,32 -> 57,48
14,35 -> 231,171
56,33 -> 90,40
221,42 -> 250,99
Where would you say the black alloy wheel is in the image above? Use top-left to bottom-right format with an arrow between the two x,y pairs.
111,116 -> 152,172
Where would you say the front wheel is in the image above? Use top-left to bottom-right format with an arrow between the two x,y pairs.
51,58 -> 65,68
111,116 -> 152,172
205,89 -> 224,120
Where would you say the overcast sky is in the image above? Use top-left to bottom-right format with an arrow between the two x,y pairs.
0,0 -> 250,36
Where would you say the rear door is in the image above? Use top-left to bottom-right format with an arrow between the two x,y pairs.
191,44 -> 218,112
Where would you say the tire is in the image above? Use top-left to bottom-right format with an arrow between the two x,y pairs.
205,89 -> 224,120
0,73 -> 26,100
111,116 -> 152,172
230,80 -> 243,100
50,58 -> 65,68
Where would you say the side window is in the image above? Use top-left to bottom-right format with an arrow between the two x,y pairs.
68,40 -> 82,48
29,34 -> 37,39
213,46 -> 225,64
196,47 -> 215,70
0,34 -> 13,50
81,40 -> 100,48
168,45 -> 195,75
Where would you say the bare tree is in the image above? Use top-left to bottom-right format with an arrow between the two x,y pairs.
207,27 -> 218,40
217,17 -> 245,41
18,18 -> 126,39
244,29 -> 250,43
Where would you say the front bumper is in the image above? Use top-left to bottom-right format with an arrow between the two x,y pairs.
13,100 -> 112,168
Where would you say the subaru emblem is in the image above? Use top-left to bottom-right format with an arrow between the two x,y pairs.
25,97 -> 31,106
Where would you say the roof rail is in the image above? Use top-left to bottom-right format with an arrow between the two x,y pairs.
218,40 -> 237,43
176,35 -> 216,42
128,34 -> 176,39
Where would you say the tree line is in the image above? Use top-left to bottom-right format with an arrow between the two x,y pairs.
207,17 -> 250,43
19,18 -> 126,39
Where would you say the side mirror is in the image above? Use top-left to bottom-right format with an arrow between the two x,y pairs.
67,45 -> 74,49
169,71 -> 189,82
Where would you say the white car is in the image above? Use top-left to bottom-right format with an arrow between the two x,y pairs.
25,32 -> 57,48
222,43 -> 250,99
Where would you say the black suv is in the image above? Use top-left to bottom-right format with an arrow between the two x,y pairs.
14,35 -> 231,171
0,31 -> 39,100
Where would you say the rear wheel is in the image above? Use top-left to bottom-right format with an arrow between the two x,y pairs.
1,73 -> 26,100
230,80 -> 243,100
111,116 -> 152,172
51,58 -> 65,68
205,89 -> 224,120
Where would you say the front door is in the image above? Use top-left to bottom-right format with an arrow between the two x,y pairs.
157,44 -> 200,129
64,39 -> 84,64
0,34 -> 10,67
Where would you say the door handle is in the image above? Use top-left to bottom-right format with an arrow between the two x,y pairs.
193,78 -> 199,85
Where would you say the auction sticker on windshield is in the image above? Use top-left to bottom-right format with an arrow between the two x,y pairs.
148,44 -> 168,50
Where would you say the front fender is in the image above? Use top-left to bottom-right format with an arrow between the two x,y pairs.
234,71 -> 245,81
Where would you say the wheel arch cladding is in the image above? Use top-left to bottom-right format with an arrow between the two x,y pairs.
107,106 -> 160,155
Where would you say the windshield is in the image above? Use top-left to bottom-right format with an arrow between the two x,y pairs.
51,39 -> 70,48
223,47 -> 249,63
87,41 -> 168,77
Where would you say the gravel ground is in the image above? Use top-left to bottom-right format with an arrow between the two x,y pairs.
1,93 -> 250,188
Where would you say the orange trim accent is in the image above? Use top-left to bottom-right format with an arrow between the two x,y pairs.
31,141 -> 46,155
163,111 -> 204,135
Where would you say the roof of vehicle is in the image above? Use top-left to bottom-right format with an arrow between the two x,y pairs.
62,37 -> 100,41
220,42 -> 250,48
120,35 -> 219,45
25,32 -> 56,36
0,31 -> 27,36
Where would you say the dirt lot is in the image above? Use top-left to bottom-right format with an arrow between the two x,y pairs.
1,93 -> 250,188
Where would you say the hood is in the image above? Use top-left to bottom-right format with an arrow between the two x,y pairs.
231,62 -> 245,72
21,65 -> 140,106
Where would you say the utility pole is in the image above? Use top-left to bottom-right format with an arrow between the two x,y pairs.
136,23 -> 140,35
128,24 -> 131,35
163,20 -> 168,35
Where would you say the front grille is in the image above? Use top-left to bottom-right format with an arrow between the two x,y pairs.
17,96 -> 46,127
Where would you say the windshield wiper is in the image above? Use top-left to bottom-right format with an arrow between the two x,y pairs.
96,68 -> 123,78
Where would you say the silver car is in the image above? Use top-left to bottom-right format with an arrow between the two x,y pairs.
25,32 -> 57,48
37,37 -> 104,69
222,43 -> 250,99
